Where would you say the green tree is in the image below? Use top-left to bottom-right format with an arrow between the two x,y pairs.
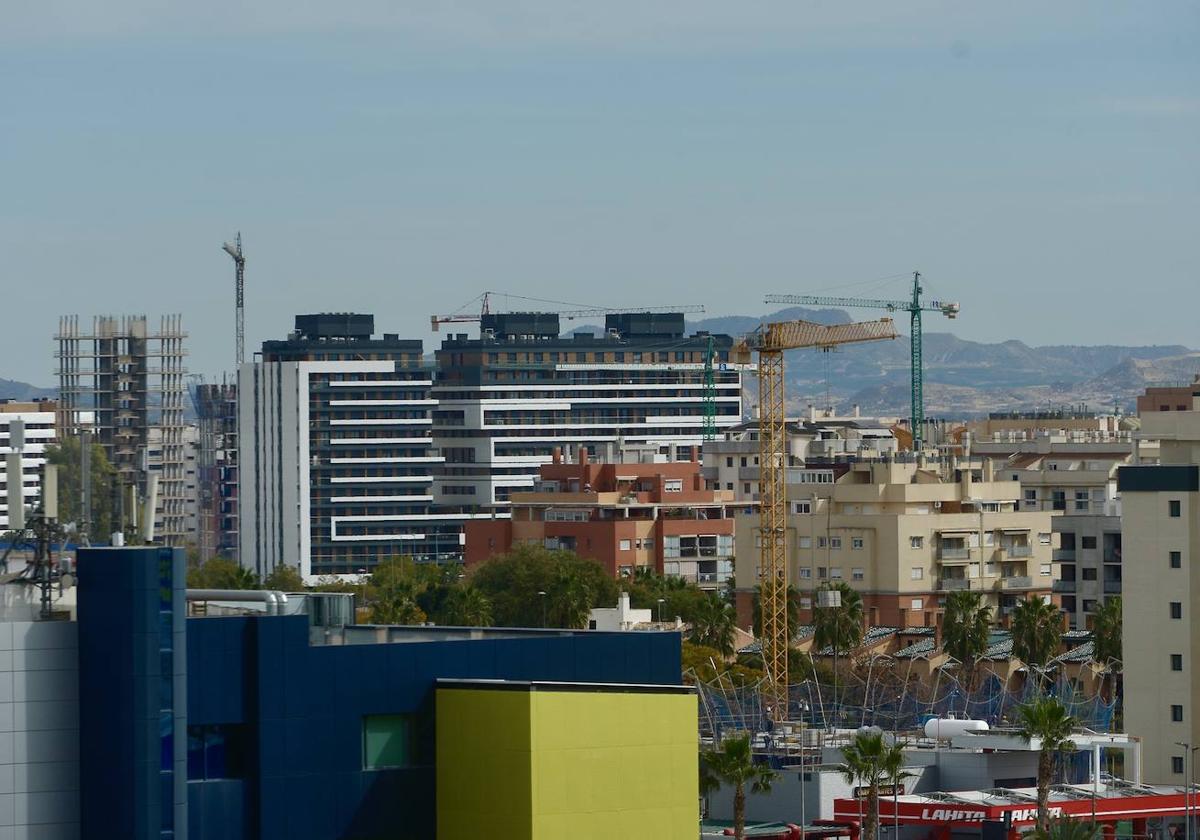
367,557 -> 436,625
1017,696 -> 1078,835
689,593 -> 737,656
942,590 -> 992,692
812,582 -> 863,723
623,571 -> 710,625
1011,597 -> 1063,686
440,585 -> 493,627
262,564 -> 304,591
470,544 -> 618,628
187,557 -> 259,589
1029,817 -> 1100,840
44,435 -> 116,543
839,731 -> 910,840
1091,595 -> 1122,700
699,734 -> 777,840
684,642 -> 763,686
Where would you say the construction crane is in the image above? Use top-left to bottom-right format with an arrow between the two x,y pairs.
701,335 -> 717,441
733,317 -> 898,719
222,233 -> 246,366
431,291 -> 704,332
765,271 -> 959,451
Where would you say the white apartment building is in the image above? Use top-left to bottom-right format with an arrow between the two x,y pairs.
732,457 -> 1058,630
1120,389 -> 1200,784
0,401 -> 57,529
239,315 -> 465,580
432,312 -> 744,511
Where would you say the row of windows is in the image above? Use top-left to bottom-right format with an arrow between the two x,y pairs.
433,382 -> 740,400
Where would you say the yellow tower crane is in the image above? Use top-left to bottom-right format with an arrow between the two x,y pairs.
733,317 -> 898,718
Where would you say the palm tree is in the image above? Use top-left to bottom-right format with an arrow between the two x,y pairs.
813,582 -> 864,723
700,734 -> 777,840
691,593 -> 737,656
1090,596 -> 1122,699
942,590 -> 991,694
1017,696 -> 1078,835
1029,817 -> 1100,840
839,731 -> 909,840
1011,597 -> 1062,688
442,586 -> 493,627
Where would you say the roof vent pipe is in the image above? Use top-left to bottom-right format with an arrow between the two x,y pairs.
186,589 -> 290,616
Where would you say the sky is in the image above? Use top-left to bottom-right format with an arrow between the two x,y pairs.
2,2 -> 1197,384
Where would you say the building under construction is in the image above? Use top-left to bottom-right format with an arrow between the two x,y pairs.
191,379 -> 238,562
55,315 -> 188,544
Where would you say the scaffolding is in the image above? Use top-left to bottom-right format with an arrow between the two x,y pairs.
55,315 -> 188,545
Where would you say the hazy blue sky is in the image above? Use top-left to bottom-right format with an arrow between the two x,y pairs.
3,2 -> 1196,383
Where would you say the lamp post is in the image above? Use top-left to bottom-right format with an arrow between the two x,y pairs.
657,598 -> 666,624
1177,742 -> 1192,840
538,590 -> 547,628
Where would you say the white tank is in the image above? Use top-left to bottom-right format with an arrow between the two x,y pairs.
924,717 -> 989,740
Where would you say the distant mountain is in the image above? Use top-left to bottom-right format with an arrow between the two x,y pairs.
0,378 -> 56,402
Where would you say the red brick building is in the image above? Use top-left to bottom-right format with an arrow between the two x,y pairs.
465,448 -> 740,590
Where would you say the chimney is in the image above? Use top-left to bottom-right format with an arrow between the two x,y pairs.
934,612 -> 944,648
552,447 -> 562,465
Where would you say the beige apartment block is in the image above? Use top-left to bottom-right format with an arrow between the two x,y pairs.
733,458 -> 1058,629
1120,391 -> 1200,784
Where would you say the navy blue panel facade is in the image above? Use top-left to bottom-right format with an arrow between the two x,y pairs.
77,546 -> 188,840
185,620 -> 682,840
1117,464 -> 1200,493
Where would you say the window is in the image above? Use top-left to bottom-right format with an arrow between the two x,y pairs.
188,724 -> 248,780
726,482 -> 733,490
1024,489 -> 1037,503
1172,705 -> 1184,722
1074,491 -> 1090,512
1039,564 -> 1052,576
740,457 -> 747,468
1051,490 -> 1066,511
1082,599 -> 1097,613
1171,654 -> 1183,671
1082,568 -> 1097,581
1170,500 -> 1182,517
817,567 -> 828,579
818,537 -> 828,549
664,479 -> 683,492
726,457 -> 733,468
364,715 -> 418,770
1171,602 -> 1183,619
910,598 -> 923,611
1081,536 -> 1097,550
799,568 -> 812,579
910,536 -> 924,549
1174,756 -> 1185,775
852,537 -> 864,550
830,537 -> 843,550
911,567 -> 924,580
794,501 -> 812,515
743,483 -> 751,495
619,540 -> 632,551
852,568 -> 865,581
1171,551 -> 1183,568
798,536 -> 812,549
830,567 -> 843,579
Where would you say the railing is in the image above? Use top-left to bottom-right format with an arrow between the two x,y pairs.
939,547 -> 970,561
938,578 -> 971,591
1103,550 -> 1122,564
1052,579 -> 1077,593
1002,576 -> 1034,589
1103,580 -> 1122,594
1054,549 -> 1076,562
1006,545 -> 1033,558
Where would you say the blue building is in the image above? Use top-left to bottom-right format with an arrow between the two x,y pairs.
73,546 -> 687,840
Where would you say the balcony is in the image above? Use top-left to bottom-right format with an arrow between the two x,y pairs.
1005,545 -> 1033,558
1103,580 -> 1122,594
938,578 -> 971,591
1053,549 -> 1076,562
1052,579 -> 1077,593
1001,576 -> 1034,590
939,547 -> 970,562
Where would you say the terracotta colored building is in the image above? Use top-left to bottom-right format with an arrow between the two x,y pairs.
465,448 -> 739,590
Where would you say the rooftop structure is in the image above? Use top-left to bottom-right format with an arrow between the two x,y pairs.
0,400 -> 57,530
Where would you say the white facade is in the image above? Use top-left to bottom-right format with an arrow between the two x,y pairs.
239,359 -> 467,581
0,405 -> 56,530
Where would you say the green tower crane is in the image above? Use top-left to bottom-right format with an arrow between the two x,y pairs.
702,335 -> 717,441
765,271 -> 960,451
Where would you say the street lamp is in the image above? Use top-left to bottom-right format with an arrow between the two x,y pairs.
538,591 -> 547,628
657,598 -> 666,624
1177,742 -> 1193,840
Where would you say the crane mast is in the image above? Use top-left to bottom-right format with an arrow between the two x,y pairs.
733,317 -> 898,719
222,233 -> 246,366
765,272 -> 959,451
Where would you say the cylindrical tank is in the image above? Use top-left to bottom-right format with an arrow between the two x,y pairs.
924,717 -> 989,739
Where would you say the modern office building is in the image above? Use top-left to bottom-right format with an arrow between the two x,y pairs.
68,545 -> 695,840
54,314 -> 189,544
238,314 -> 465,579
465,445 -> 738,589
432,312 -> 742,511
732,458 -> 1058,629
0,399 -> 57,529
1119,387 -> 1200,784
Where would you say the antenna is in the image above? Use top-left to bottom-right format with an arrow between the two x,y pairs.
222,233 -> 246,366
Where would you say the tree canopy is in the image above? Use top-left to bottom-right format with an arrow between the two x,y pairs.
469,544 -> 618,628
43,435 -> 116,542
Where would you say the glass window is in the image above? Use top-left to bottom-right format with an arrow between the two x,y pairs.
799,568 -> 812,579
830,567 -> 843,579
1039,532 -> 1053,546
852,537 -> 864,550
818,537 -> 828,548
852,568 -> 864,581
1171,551 -> 1183,568
1174,756 -> 1185,774
1172,705 -> 1184,722
1171,654 -> 1183,671
1170,500 -> 1181,517
910,567 -> 923,580
619,539 -> 632,551
1081,536 -> 1097,549
817,567 -> 827,579
1039,564 -> 1052,576
1171,602 -> 1183,619
910,536 -> 924,549
364,715 -> 415,770
1082,568 -> 1097,580
830,537 -> 842,550
910,598 -> 923,611
794,501 -> 811,515
798,536 -> 812,549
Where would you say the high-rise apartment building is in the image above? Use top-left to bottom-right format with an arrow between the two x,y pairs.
54,315 -> 188,544
0,400 -> 57,529
1119,386 -> 1200,783
432,312 -> 742,511
239,314 -> 462,579
732,458 -> 1058,629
